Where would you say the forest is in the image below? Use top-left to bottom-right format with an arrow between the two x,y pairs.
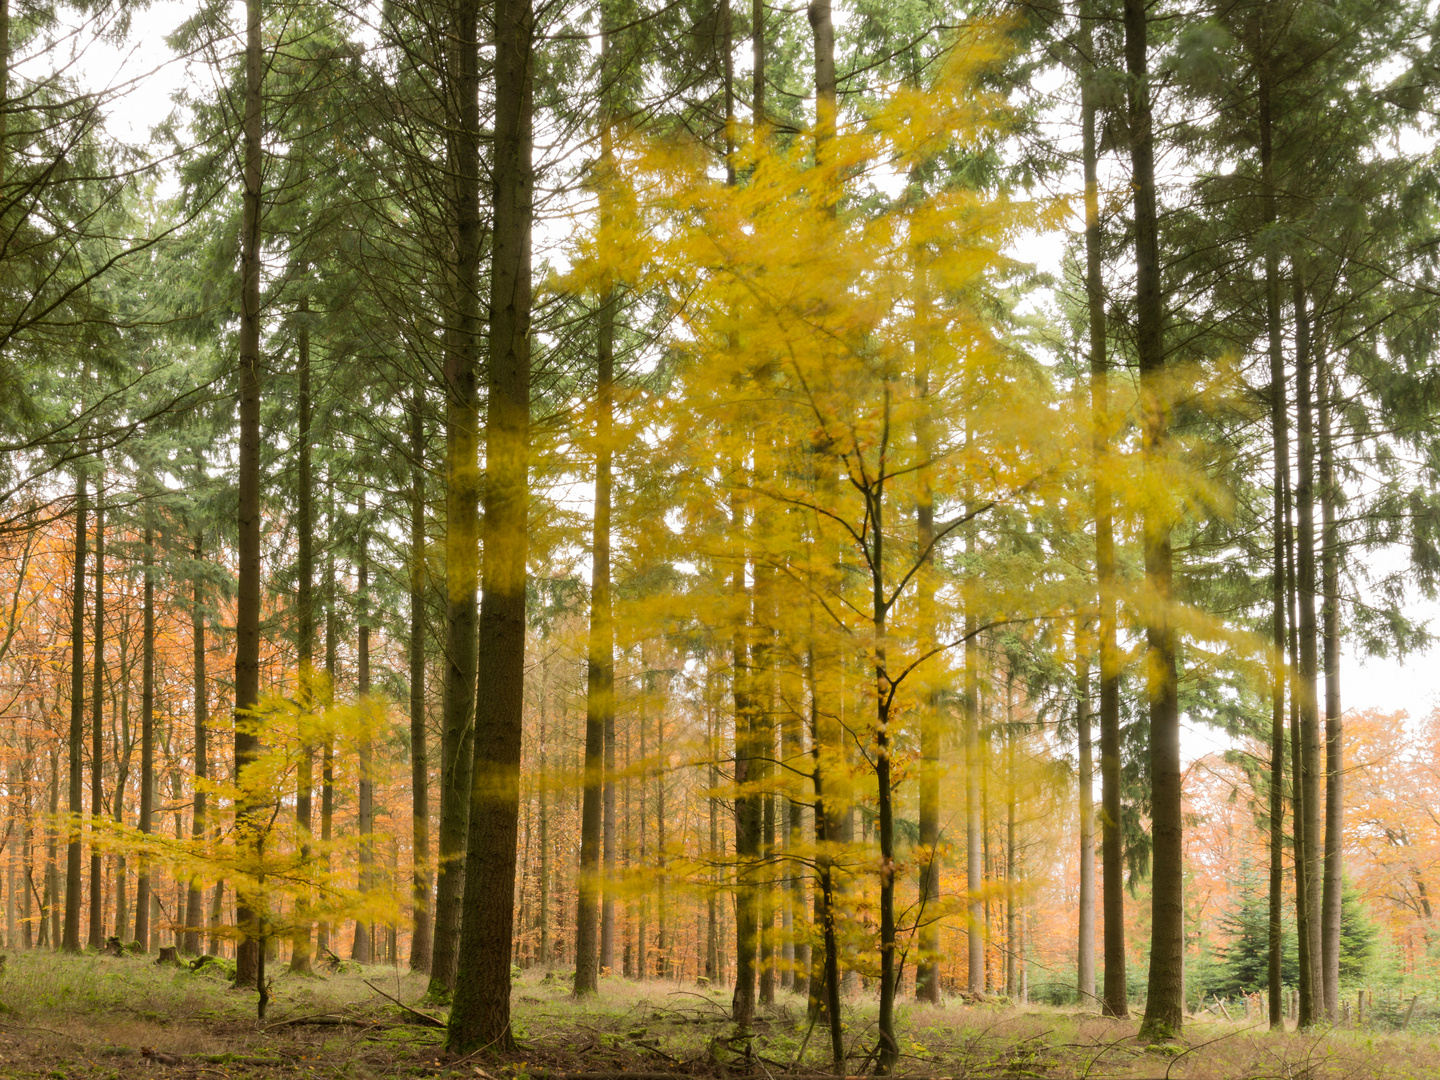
2,0 -> 1440,1075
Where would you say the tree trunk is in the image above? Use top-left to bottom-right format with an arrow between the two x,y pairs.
290,297 -> 314,974
317,473 -> 337,962
135,523 -> 155,951
1318,348 -> 1342,1018
64,466 -> 86,954
914,350 -> 940,1005
1076,637 -> 1096,1006
446,0 -> 532,1046
1082,0 -> 1126,1020
353,492 -> 374,964
575,110 -> 616,983
89,475 -> 104,950
1293,279 -> 1324,1026
233,0 -> 265,990
1126,0 -> 1183,1041
871,487 -> 900,1074
1259,47 -> 1287,1032
428,0 -> 484,986
184,536 -> 209,956
409,388 -> 434,974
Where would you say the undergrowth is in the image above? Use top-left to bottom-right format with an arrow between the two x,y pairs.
0,952 -> 1435,1078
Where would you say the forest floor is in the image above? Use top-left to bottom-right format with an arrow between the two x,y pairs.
0,952 -> 1433,1080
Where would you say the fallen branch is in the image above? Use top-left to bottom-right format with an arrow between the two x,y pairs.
364,979 -> 447,1029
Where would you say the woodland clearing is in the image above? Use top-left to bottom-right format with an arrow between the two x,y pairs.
0,954 -> 1431,1080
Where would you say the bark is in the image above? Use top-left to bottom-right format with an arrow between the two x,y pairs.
353,492 -> 374,964
538,661 -> 550,965
730,493 -> 759,1026
185,535 -> 209,957
290,297 -> 314,974
1259,48 -> 1287,1032
233,0 -> 265,990
576,82 -> 616,982
1318,349 -> 1342,1018
1285,435 -> 1311,1029
446,0 -> 532,1046
64,467 -> 85,953
89,477 -> 104,950
428,0 -> 484,987
135,523 -> 155,951
872,498 -> 900,1073
409,388 -> 434,974
1127,0 -> 1183,1040
317,473 -> 338,962
1293,279 -> 1324,1026
597,15 -> 619,976
1076,636 -> 1096,1005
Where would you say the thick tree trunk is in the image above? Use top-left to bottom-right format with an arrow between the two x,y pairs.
428,0 -> 484,987
233,0 -> 265,990
409,389 -> 434,974
1318,350 -> 1343,1018
64,467 -> 86,954
446,0 -> 532,1046
135,523 -> 155,951
89,477 -> 104,950
1127,0 -> 1183,1041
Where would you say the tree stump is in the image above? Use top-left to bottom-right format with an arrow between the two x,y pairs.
156,946 -> 180,966
104,936 -> 125,957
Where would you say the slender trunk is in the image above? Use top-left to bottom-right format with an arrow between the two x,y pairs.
135,523 -> 155,951
1319,349 -> 1342,1018
1285,434 -> 1311,1029
447,0 -> 533,1045
1084,0 -> 1126,1019
1005,676 -> 1017,1000
575,82 -> 617,982
538,664 -> 550,965
233,0 -> 265,989
353,492 -> 374,964
1260,50 -> 1287,1032
113,644 -> 130,943
89,477 -> 104,949
596,16 -> 619,976
64,467 -> 86,953
289,298 -> 314,973
1077,631 -> 1096,1005
965,558 -> 985,995
914,353 -> 940,1005
185,537 -> 209,956
872,490 -> 899,1073
1127,0 -> 1182,1040
409,389 -> 434,974
47,746 -> 59,948
1293,279 -> 1324,1026
318,471 -> 338,961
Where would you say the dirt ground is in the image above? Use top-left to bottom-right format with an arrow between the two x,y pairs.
0,952 -> 1433,1079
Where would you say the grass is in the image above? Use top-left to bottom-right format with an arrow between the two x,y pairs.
0,951 -> 1435,1078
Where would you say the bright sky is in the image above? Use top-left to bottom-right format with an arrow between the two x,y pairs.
66,2 -> 1440,740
